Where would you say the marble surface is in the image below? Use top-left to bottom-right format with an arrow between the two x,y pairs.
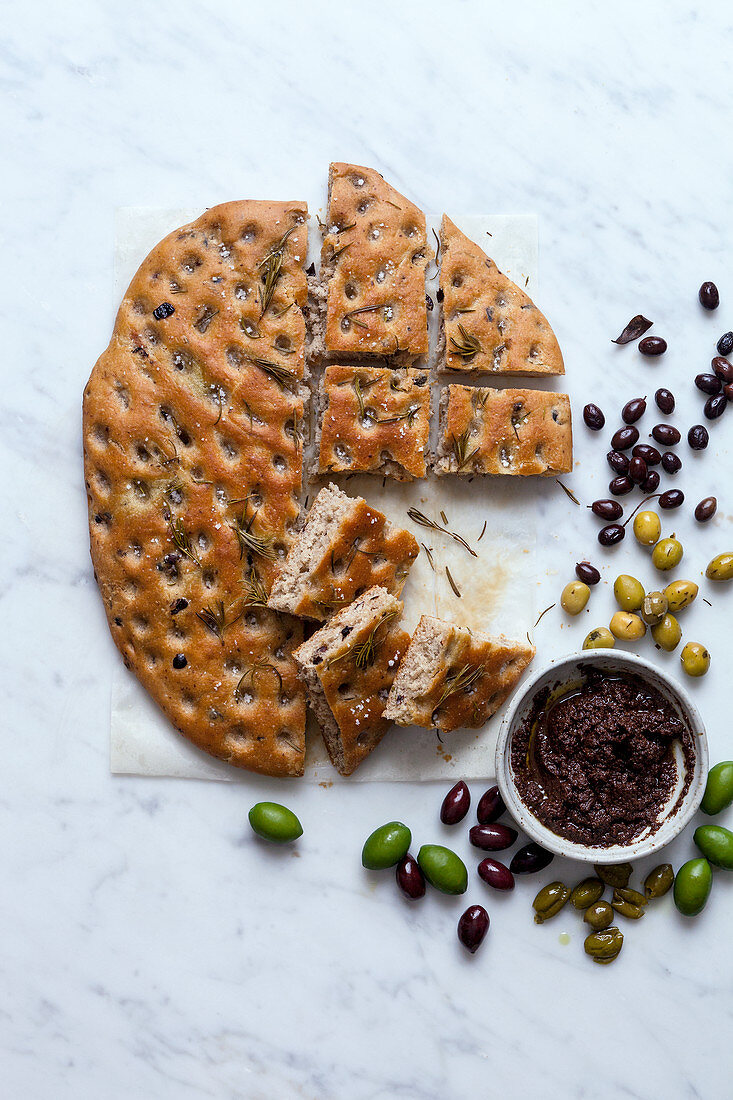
4,1 -> 733,1096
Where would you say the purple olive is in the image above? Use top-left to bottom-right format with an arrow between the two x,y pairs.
640,470 -> 660,493
440,781 -> 471,825
632,443 -> 661,466
705,393 -> 727,419
628,456 -> 647,484
457,904 -> 490,954
469,823 -> 517,851
699,281 -> 719,310
725,382 -> 733,403
477,858 -> 515,891
476,785 -> 506,825
652,424 -> 681,446
639,336 -> 667,356
695,496 -> 717,522
659,489 -> 684,509
611,426 -> 640,450
696,373 -> 722,395
622,397 -> 646,424
509,843 -> 554,874
591,499 -> 624,521
655,388 -> 675,414
396,854 -> 426,899
598,523 -> 625,546
712,356 -> 733,384
575,562 -> 601,586
583,403 -> 605,430
609,476 -> 633,496
688,424 -> 709,450
661,451 -> 682,474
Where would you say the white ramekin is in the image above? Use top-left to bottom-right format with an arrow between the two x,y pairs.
494,649 -> 708,864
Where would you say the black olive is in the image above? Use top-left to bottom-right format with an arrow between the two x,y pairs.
725,382 -> 733,403
694,497 -> 717,522
607,450 -> 630,474
640,470 -> 660,493
609,476 -> 633,496
695,373 -> 722,395
704,393 -> 727,420
652,424 -> 681,446
153,301 -> 175,320
639,336 -> 667,356
591,499 -> 624,521
628,456 -> 648,484
655,388 -> 675,414
632,444 -> 661,466
583,403 -> 606,430
688,424 -> 709,450
659,489 -> 684,509
716,332 -> 733,357
172,653 -> 187,669
598,524 -> 625,546
622,397 -> 646,424
712,356 -> 733,384
661,451 -> 682,474
611,426 -> 640,450
576,561 -> 601,585
170,598 -> 188,614
699,281 -> 720,310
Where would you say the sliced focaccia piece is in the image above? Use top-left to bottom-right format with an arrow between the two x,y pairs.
435,385 -> 572,476
439,215 -> 564,376
318,162 -> 430,362
84,201 -> 310,777
384,615 -> 535,733
316,364 -> 431,480
268,483 -> 419,621
294,587 -> 410,775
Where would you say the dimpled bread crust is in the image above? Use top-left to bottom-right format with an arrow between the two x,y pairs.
83,201 -> 311,777
294,587 -> 410,775
384,615 -> 535,733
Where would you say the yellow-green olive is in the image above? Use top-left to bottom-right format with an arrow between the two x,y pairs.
680,642 -> 710,678
583,627 -> 615,650
594,863 -> 632,888
633,510 -> 661,547
651,613 -> 682,651
641,590 -> 668,625
583,901 -> 614,930
652,536 -> 684,571
609,611 -> 647,641
706,553 -> 733,581
644,864 -> 674,899
613,574 -> 645,612
584,927 -> 624,964
663,579 -> 698,613
561,581 -> 591,616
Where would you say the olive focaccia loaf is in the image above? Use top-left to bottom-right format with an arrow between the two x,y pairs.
384,615 -> 535,733
83,201 -> 311,777
294,587 -> 410,776
438,215 -> 564,376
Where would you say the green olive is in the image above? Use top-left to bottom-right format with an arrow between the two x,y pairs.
584,927 -> 624,964
680,641 -> 710,678
417,844 -> 468,894
633,510 -> 661,547
674,858 -> 712,916
651,613 -> 682,651
693,825 -> 733,870
583,901 -> 614,931
613,574 -> 645,612
532,881 -> 570,923
641,590 -> 669,625
652,536 -> 684,571
561,581 -> 591,616
614,886 -> 648,907
362,822 -> 411,869
248,802 -> 303,844
611,896 -> 645,920
701,761 -> 733,816
663,579 -> 698,613
569,877 -> 604,909
594,863 -> 632,888
609,611 -> 647,641
583,627 -> 615,650
706,552 -> 733,581
644,864 -> 674,899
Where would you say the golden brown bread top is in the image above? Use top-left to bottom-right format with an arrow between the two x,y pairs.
84,201 -> 310,776
440,215 -> 564,376
318,365 -> 431,480
322,163 -> 429,360
436,386 -> 573,476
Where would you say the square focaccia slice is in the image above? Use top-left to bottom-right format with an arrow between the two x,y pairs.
320,163 -> 430,362
439,215 -> 564,376
83,201 -> 311,777
384,615 -> 535,733
294,587 -> 410,775
317,364 -> 430,480
268,483 -> 419,621
435,385 -> 572,476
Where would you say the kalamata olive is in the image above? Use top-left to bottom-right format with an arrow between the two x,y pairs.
609,476 -> 633,496
695,373 -> 722,395
688,424 -> 709,449
639,336 -> 667,356
576,561 -> 601,586
611,426 -> 639,450
476,785 -> 506,825
641,470 -> 660,493
628,456 -> 647,484
591,499 -> 623,521
396,854 -> 426,899
699,281 -> 720,310
469,823 -> 517,851
510,843 -> 554,874
606,449 -> 630,475
661,451 -> 682,474
622,397 -> 647,424
632,443 -> 661,466
712,356 -> 733,383
440,781 -> 471,825
695,496 -> 717,522
477,857 -> 515,890
659,489 -> 684,509
655,388 -> 675,414
716,332 -> 733,357
725,383 -> 733,403
583,403 -> 605,430
598,523 -> 625,546
457,904 -> 490,953
652,423 -> 681,446
705,393 -> 727,419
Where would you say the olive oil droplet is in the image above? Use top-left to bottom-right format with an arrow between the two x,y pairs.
558,932 -> 571,946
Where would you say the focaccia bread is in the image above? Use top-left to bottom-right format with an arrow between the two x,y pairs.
384,616 -> 535,732
435,385 -> 573,476
316,364 -> 431,480
294,587 -> 410,775
83,201 -> 310,777
268,483 -> 419,621
316,163 -> 430,362
439,215 -> 564,376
